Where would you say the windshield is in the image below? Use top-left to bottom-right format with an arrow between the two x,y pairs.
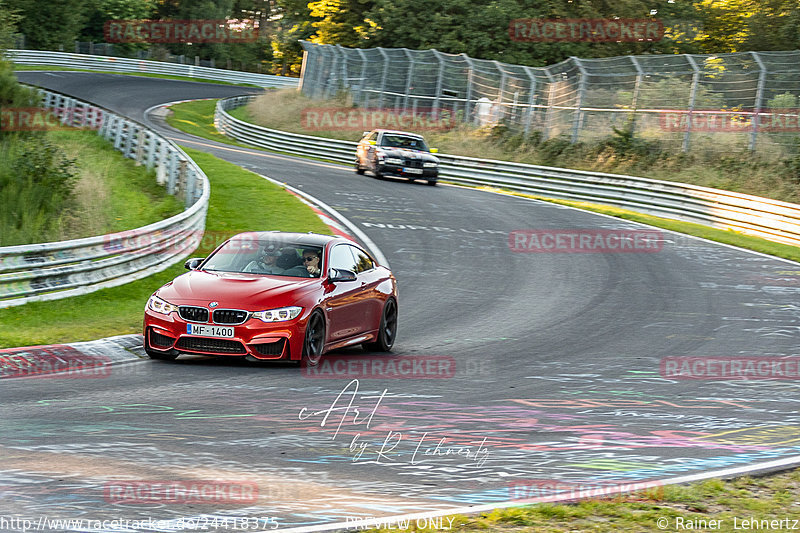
380,134 -> 429,151
201,236 -> 323,278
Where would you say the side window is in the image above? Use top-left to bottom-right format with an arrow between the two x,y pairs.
329,245 -> 358,272
349,245 -> 375,273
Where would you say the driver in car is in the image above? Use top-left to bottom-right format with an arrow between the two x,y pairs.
244,245 -> 283,274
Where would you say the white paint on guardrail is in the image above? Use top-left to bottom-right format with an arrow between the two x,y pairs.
215,95 -> 800,248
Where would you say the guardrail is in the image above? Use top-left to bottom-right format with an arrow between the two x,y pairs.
216,95 -> 800,248
0,88 -> 210,308
7,50 -> 299,88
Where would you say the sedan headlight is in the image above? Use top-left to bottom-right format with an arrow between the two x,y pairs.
253,306 -> 303,322
385,157 -> 403,165
148,295 -> 179,315
423,162 -> 438,168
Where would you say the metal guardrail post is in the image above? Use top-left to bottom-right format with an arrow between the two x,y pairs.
750,51 -> 767,151
570,57 -> 587,144
682,55 -> 701,153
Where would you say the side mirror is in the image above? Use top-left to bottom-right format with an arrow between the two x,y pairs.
184,258 -> 204,270
328,268 -> 357,283
430,148 -> 439,153
368,140 -> 376,146
362,131 -> 370,137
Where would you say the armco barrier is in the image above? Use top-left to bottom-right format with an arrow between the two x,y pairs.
0,88 -> 210,308
215,95 -> 800,248
7,50 -> 299,88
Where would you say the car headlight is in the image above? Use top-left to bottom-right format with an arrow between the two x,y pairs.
385,157 -> 403,165
253,306 -> 303,322
148,295 -> 179,315
423,162 -> 438,168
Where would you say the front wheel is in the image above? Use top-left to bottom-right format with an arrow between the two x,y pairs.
363,298 -> 398,352
427,180 -> 437,186
302,310 -> 326,366
355,160 -> 365,174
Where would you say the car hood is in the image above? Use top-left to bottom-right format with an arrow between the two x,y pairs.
381,148 -> 439,162
156,270 -> 319,309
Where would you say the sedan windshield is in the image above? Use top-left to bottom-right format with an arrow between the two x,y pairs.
380,134 -> 429,151
201,236 -> 323,278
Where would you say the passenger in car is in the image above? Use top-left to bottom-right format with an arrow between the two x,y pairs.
244,245 -> 283,274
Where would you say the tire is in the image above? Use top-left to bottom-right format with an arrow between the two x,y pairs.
302,310 -> 326,366
427,180 -> 437,186
355,160 -> 365,174
363,298 -> 398,352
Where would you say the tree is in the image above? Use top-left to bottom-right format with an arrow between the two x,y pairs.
6,0 -> 86,49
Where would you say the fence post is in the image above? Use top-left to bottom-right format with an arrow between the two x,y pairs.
542,69 -> 556,141
682,55 -> 700,153
377,48 -> 390,109
402,48 -> 415,114
629,56 -> 644,136
326,46 -> 340,99
336,44 -> 349,99
493,60 -> 507,105
432,49 -> 446,116
356,48 -> 369,106
570,57 -> 587,144
750,51 -> 767,151
462,54 -> 475,125
523,66 -> 537,137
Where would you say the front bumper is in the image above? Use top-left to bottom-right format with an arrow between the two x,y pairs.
143,308 -> 306,361
378,163 -> 438,180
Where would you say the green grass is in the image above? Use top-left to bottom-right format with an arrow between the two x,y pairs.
360,470 -> 800,532
12,64 -> 263,87
0,147 -> 330,348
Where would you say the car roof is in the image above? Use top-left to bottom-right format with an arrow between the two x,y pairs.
228,232 -> 347,247
373,129 -> 425,138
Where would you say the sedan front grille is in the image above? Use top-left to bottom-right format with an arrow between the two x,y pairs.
179,306 -> 209,323
405,160 -> 423,168
213,309 -> 249,325
176,337 -> 246,354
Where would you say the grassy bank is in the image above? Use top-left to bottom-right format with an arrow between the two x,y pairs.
0,129 -> 183,246
243,89 -> 800,205
0,148 -> 330,348
361,469 -> 800,532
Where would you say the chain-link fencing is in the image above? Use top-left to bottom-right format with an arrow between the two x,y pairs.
299,41 -> 800,156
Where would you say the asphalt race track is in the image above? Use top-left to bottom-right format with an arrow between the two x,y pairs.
4,72 -> 800,531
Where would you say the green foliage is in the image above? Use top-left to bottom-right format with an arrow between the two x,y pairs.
0,0 -> 20,51
0,136 -> 78,245
6,0 -> 86,49
768,92 -> 799,109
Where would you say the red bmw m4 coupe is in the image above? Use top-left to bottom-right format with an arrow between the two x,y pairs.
143,232 -> 398,366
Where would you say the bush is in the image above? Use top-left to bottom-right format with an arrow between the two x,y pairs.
0,136 -> 77,245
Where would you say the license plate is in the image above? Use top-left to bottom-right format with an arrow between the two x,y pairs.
404,168 -> 423,175
186,324 -> 234,338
